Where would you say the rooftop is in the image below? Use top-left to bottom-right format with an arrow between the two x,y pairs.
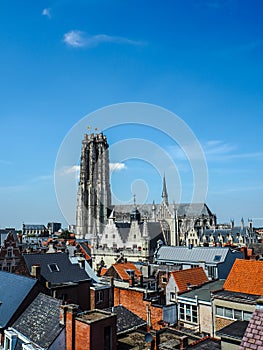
104,305 -> 146,334
216,320 -> 249,340
77,310 -> 114,323
212,289 -> 260,304
170,267 -> 209,293
178,279 -> 225,302
23,252 -> 90,285
12,293 -> 63,349
155,246 -> 241,264
223,259 -> 263,295
0,271 -> 37,328
240,304 -> 263,349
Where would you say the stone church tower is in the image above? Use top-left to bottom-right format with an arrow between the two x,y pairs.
76,133 -> 111,239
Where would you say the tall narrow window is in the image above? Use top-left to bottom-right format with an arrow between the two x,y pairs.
104,326 -> 111,350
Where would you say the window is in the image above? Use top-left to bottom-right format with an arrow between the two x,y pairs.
162,277 -> 167,284
213,255 -> 221,262
207,265 -> 217,278
7,247 -> 13,258
215,306 -> 253,321
97,290 -> 104,303
215,306 -> 224,317
234,309 -> 242,320
170,292 -> 175,301
104,326 -> 112,350
179,303 -> 198,324
243,311 -> 253,321
48,263 -> 59,272
225,308 -> 233,318
6,262 -> 11,272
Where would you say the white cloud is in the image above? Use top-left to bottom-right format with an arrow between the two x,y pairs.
63,165 -> 80,174
63,30 -> 143,48
42,8 -> 51,18
31,175 -> 52,183
204,140 -> 236,156
110,162 -> 126,172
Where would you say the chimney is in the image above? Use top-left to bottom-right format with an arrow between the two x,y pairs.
60,305 -> 68,326
64,304 -> 79,350
140,275 -> 143,287
31,264 -> 41,279
78,257 -> 85,269
109,277 -> 114,307
180,336 -> 188,350
129,275 -> 135,287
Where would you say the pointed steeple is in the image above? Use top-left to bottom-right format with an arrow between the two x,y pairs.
162,174 -> 169,206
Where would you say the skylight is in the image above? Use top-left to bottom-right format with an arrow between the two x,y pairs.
213,255 -> 221,262
48,263 -> 59,272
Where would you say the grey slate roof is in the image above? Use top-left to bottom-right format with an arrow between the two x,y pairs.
12,293 -> 64,349
186,338 -> 221,349
116,221 -> 164,243
212,290 -> 260,304
0,271 -> 37,328
155,246 -> 234,264
113,202 -> 212,218
23,252 -> 90,285
216,320 -> 249,340
69,256 -> 100,283
178,280 -> 225,302
104,305 -> 146,334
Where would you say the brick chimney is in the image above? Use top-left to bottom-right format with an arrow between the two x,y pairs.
30,264 -> 41,279
63,304 -> 79,350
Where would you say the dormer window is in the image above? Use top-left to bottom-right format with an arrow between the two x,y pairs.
7,247 -> 13,258
48,263 -> 59,272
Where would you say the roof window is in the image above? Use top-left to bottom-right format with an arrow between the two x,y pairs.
48,263 -> 59,272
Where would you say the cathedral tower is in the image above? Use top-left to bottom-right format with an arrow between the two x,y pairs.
76,133 -> 111,239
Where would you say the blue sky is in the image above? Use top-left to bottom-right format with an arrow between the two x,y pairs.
0,0 -> 263,229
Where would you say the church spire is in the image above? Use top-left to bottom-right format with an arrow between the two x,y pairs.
162,174 -> 169,206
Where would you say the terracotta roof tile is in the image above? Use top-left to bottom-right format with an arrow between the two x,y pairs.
170,267 -> 208,293
113,262 -> 142,281
100,267 -> 108,276
223,259 -> 263,295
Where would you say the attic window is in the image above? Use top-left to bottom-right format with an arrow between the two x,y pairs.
213,255 -> 222,262
48,263 -> 59,272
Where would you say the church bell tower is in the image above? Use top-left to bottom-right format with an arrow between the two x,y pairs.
76,132 -> 111,239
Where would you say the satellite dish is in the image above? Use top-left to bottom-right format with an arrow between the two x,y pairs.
144,333 -> 153,343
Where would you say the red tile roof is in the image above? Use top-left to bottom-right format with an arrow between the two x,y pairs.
100,267 -> 108,276
170,267 -> 208,292
112,262 -> 142,281
223,259 -> 263,295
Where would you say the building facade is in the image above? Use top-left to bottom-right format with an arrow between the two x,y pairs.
76,133 -> 111,239
75,132 -> 216,252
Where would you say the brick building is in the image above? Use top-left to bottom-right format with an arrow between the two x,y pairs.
61,305 -> 117,350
